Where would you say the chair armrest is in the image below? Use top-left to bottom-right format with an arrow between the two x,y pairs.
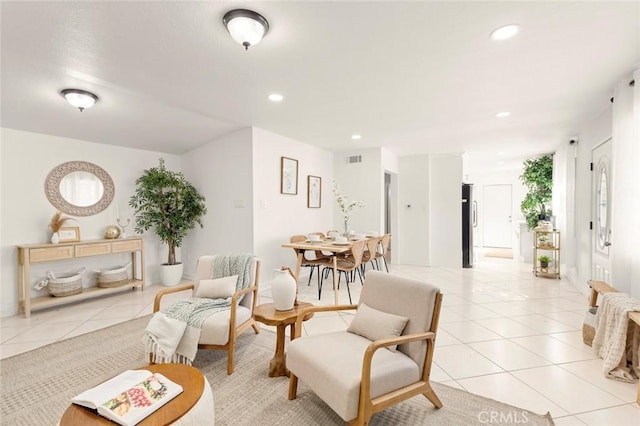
231,285 -> 258,306
359,331 -> 436,403
153,283 -> 195,312
366,331 -> 435,353
293,304 -> 358,339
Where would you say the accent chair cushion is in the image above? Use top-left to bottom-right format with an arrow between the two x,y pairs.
195,275 -> 238,299
287,331 -> 419,422
347,303 -> 409,352
199,306 -> 252,345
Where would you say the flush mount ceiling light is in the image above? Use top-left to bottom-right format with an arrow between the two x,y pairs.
490,24 -> 519,41
496,111 -> 511,118
268,93 -> 284,102
61,89 -> 99,112
223,9 -> 269,50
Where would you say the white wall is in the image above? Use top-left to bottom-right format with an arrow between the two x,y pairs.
467,169 -> 528,260
333,148 -> 383,234
429,154 -> 463,268
398,155 -> 430,265
567,108 -> 612,294
181,128 -> 254,278
252,127 -> 334,282
553,144 -> 571,275
610,72 -> 640,297
564,72 -> 640,298
0,128 -> 179,317
382,147 -> 400,262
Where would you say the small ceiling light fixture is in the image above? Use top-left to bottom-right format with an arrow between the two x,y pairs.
490,24 -> 519,41
61,88 -> 99,112
496,111 -> 511,118
223,9 -> 269,50
268,93 -> 284,102
351,134 -> 362,140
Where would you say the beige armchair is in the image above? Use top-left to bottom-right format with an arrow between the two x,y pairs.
153,255 -> 260,375
287,271 -> 442,425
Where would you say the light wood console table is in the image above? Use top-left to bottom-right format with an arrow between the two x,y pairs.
17,237 -> 145,318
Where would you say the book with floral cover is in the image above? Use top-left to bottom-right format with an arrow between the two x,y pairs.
71,369 -> 183,426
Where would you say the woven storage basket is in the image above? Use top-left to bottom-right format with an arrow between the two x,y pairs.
96,263 -> 130,288
582,307 -> 597,346
47,268 -> 84,297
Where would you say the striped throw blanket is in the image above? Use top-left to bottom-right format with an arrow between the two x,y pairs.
143,254 -> 256,364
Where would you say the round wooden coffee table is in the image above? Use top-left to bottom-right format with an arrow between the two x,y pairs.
253,302 -> 314,377
60,364 -> 207,425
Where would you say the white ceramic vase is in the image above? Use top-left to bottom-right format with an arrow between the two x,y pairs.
271,269 -> 296,311
160,263 -> 183,287
51,232 -> 60,244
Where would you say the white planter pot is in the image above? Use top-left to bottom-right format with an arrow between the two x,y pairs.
160,263 -> 184,287
271,269 -> 296,311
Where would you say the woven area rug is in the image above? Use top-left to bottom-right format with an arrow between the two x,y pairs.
1,316 -> 554,425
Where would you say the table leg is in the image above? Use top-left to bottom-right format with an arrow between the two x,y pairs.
290,323 -> 296,341
293,251 -> 304,283
333,255 -> 339,305
268,324 -> 289,377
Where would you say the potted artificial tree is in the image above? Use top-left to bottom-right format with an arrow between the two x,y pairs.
130,159 -> 207,286
520,155 -> 553,230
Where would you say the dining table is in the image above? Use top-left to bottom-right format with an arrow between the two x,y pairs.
281,236 -> 376,305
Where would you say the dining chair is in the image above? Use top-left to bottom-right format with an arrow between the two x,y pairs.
360,236 -> 381,275
374,233 -> 391,272
319,239 -> 366,304
290,235 -> 329,286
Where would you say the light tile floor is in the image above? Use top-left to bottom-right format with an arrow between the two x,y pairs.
2,256 -> 639,425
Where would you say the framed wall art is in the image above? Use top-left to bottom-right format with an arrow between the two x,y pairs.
307,175 -> 321,208
280,157 -> 298,195
59,226 -> 81,242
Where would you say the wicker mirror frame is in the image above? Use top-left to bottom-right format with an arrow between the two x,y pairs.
45,161 -> 115,216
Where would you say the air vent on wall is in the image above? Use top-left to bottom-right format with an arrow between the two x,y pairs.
347,155 -> 362,164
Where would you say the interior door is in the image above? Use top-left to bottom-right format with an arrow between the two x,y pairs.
592,138 -> 612,282
483,184 -> 512,248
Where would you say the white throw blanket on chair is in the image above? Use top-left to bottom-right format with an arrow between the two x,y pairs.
592,292 -> 640,382
143,254 -> 255,364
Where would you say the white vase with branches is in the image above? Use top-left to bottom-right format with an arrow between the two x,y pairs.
332,181 -> 365,235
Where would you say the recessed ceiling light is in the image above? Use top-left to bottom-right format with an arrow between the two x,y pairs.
496,111 -> 511,118
268,93 -> 283,102
490,24 -> 519,41
351,134 -> 362,140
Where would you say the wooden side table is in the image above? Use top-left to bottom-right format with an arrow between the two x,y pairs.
60,364 -> 206,425
253,302 -> 314,377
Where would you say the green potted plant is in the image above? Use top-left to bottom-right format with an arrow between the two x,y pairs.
129,159 -> 207,286
520,155 -> 553,230
538,255 -> 551,271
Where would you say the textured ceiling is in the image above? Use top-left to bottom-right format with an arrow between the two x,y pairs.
2,1 -> 639,172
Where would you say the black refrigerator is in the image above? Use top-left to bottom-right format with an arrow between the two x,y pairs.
462,184 -> 474,268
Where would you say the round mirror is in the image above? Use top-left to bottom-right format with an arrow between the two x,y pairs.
59,171 -> 105,207
45,161 -> 114,216
596,160 -> 609,248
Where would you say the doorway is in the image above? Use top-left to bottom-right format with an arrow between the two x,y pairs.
483,184 -> 512,248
